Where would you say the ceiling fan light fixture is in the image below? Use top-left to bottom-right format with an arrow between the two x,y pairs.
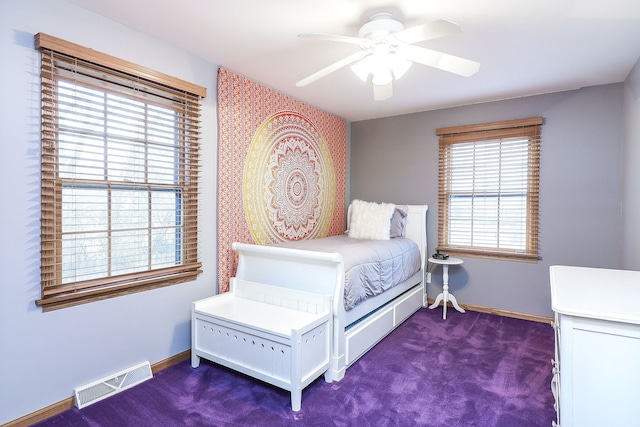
351,50 -> 411,85
369,49 -> 394,82
390,57 -> 412,80
372,69 -> 393,86
351,57 -> 372,82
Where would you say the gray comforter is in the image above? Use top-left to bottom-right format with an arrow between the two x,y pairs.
275,235 -> 421,311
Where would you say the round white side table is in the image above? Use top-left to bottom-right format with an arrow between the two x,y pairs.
428,257 -> 464,319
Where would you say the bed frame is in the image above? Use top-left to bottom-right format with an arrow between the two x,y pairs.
218,204 -> 428,383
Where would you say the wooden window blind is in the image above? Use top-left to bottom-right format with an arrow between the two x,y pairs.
35,33 -> 206,311
436,117 -> 542,262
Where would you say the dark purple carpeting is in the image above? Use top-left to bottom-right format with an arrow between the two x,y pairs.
34,308 -> 555,426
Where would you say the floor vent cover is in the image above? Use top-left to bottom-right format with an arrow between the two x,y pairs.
74,361 -> 152,408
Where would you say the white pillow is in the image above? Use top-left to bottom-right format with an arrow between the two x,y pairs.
347,199 -> 396,240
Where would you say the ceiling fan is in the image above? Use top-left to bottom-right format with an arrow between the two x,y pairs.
296,12 -> 480,101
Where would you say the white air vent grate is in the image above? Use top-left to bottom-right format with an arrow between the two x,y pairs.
74,361 -> 152,408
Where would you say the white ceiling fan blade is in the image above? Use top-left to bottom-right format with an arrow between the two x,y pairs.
393,19 -> 463,44
296,50 -> 368,87
298,32 -> 365,45
398,44 -> 480,77
373,82 -> 393,101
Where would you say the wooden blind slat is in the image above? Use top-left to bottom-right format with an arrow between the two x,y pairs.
436,117 -> 543,135
35,33 -> 206,98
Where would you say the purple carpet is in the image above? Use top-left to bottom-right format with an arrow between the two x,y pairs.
34,308 -> 555,426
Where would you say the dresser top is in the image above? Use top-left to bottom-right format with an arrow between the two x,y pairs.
550,265 -> 640,324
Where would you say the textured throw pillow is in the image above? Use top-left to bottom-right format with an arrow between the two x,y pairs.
390,205 -> 408,238
348,199 -> 396,240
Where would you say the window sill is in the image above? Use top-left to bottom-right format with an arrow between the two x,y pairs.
36,269 -> 201,312
436,247 -> 540,263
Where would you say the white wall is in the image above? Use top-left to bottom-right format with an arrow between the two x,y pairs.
350,85 -> 625,318
623,58 -> 640,269
0,0 -> 218,423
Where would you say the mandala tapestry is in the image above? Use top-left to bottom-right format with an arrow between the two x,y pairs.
243,111 -> 336,244
217,68 -> 346,293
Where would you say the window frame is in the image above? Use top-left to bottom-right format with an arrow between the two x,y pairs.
35,33 -> 206,311
436,117 -> 542,262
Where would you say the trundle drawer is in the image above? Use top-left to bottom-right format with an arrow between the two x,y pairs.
345,306 -> 394,365
394,286 -> 423,324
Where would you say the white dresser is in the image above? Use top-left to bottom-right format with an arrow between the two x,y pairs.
550,265 -> 640,427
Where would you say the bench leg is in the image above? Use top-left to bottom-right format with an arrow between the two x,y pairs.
191,353 -> 201,368
291,388 -> 301,411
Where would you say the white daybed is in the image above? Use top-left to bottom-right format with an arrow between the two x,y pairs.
191,204 -> 428,409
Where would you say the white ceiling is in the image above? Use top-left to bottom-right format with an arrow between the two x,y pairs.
68,0 -> 640,122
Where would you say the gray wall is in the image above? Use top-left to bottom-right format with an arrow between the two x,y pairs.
0,1 -> 218,423
623,59 -> 640,269
350,85 -> 625,318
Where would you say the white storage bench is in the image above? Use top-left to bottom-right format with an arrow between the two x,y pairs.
191,278 -> 332,411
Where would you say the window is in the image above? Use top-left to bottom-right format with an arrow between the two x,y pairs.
436,117 -> 542,262
36,34 -> 206,311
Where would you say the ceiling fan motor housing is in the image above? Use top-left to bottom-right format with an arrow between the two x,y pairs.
359,12 -> 404,39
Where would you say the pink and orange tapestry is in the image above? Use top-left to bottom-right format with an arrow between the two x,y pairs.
217,68 -> 347,292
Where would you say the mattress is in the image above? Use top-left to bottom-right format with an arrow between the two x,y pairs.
274,235 -> 421,311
